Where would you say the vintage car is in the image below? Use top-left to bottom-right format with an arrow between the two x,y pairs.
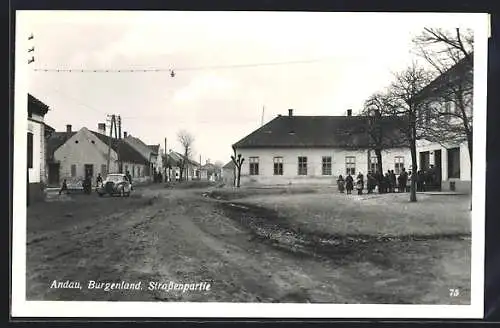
97,173 -> 132,197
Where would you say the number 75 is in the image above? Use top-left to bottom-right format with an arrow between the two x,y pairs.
449,288 -> 460,297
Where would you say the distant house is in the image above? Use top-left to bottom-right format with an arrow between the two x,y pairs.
232,108 -> 410,186
200,160 -> 221,181
221,160 -> 236,186
123,133 -> 161,179
27,94 -> 52,205
46,123 -> 150,187
147,144 -> 163,175
163,150 -> 200,182
414,56 -> 473,193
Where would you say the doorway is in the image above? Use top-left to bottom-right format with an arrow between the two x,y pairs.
48,162 -> 60,186
84,164 -> 94,180
419,151 -> 430,171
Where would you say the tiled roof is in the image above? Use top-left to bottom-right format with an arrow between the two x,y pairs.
28,94 -> 50,116
414,54 -> 473,102
164,151 -> 200,167
223,161 -> 236,169
91,131 -> 150,165
233,115 -> 408,149
147,144 -> 160,154
46,129 -> 149,165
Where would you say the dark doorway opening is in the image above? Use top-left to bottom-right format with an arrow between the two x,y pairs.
84,164 -> 94,180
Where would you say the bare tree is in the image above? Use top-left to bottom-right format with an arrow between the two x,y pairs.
362,91 -> 401,175
230,147 -> 245,188
177,130 -> 195,182
413,28 -> 474,170
387,62 -> 434,202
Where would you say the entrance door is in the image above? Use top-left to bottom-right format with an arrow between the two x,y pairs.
419,151 -> 430,171
434,150 -> 442,190
84,164 -> 94,180
447,147 -> 461,179
48,162 -> 60,186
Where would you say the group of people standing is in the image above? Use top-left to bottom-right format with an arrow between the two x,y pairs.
336,168 -> 410,195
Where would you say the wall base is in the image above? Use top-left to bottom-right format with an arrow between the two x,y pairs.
28,182 -> 45,206
441,180 -> 472,194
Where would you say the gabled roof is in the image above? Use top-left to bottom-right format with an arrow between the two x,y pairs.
223,161 -> 236,169
163,151 -> 200,167
46,129 -> 149,165
91,131 -> 150,165
28,94 -> 50,117
414,54 -> 473,102
233,115 -> 408,149
147,144 -> 160,155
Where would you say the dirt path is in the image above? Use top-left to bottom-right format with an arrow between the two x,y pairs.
26,186 -> 470,304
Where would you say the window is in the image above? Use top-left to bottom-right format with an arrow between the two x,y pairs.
27,132 -> 33,169
101,164 -> 107,175
273,157 -> 283,175
71,164 -> 76,177
137,167 -> 141,177
345,156 -> 356,175
370,156 -> 378,173
394,156 -> 405,174
322,156 -> 332,175
447,147 -> 461,179
298,156 -> 307,175
249,157 -> 259,175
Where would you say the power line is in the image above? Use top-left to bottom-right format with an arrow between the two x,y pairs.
31,56 -> 336,73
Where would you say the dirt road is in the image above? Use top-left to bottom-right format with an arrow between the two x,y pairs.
26,185 -> 471,304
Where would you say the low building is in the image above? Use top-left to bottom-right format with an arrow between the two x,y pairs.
221,160 -> 236,186
163,150 -> 200,182
27,94 -> 51,205
123,133 -> 161,180
147,144 -> 163,175
232,109 -> 410,186
200,160 -> 221,181
46,124 -> 150,187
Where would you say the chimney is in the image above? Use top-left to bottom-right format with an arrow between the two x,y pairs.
66,124 -> 72,133
123,131 -> 128,138
347,109 -> 352,117
288,109 -> 293,117
97,123 -> 106,135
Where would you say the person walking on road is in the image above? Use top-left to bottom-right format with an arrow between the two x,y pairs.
59,179 -> 68,195
356,172 -> 364,195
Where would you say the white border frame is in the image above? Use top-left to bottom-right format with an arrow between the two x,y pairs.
11,11 -> 488,319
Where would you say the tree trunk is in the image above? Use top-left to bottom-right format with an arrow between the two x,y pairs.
410,139 -> 418,202
236,167 -> 242,188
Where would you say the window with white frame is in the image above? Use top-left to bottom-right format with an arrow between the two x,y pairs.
249,157 -> 259,175
322,156 -> 332,175
273,157 -> 283,175
394,156 -> 405,174
298,156 -> 307,175
345,156 -> 356,175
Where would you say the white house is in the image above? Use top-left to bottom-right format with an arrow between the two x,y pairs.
46,124 -> 150,187
163,150 -> 200,182
27,94 -> 52,205
232,109 -> 411,186
123,133 -> 161,179
414,56 -> 473,193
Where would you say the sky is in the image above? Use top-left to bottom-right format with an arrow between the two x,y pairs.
20,11 -> 483,164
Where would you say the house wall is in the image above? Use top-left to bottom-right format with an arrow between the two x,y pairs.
54,128 -> 119,186
416,139 -> 471,193
27,114 -> 45,203
235,147 -> 411,186
123,162 -> 150,183
27,116 -> 44,184
222,167 -> 235,186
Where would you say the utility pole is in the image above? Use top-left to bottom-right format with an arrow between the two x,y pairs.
117,115 -> 123,173
107,114 -> 116,175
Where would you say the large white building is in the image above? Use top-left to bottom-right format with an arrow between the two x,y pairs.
414,55 -> 473,193
27,94 -> 53,205
232,109 -> 410,186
